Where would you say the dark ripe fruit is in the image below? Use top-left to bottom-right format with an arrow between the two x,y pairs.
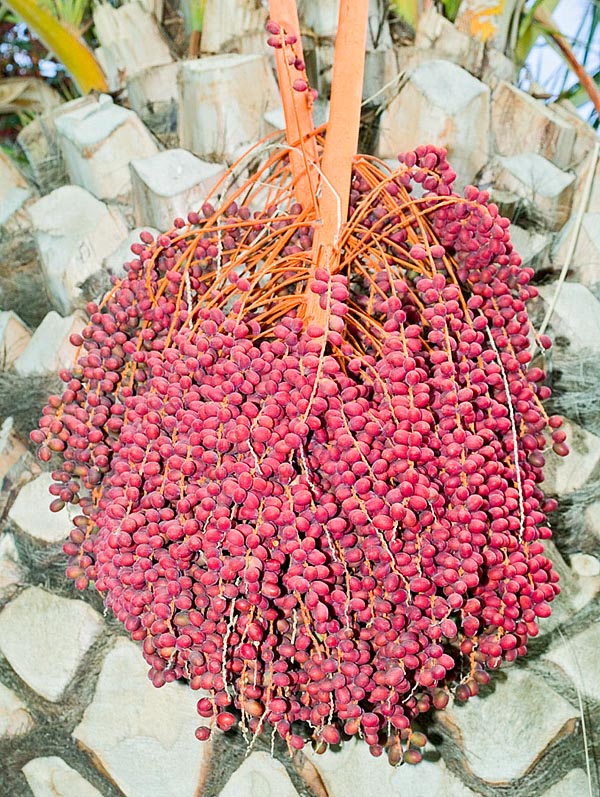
321,725 -> 341,745
552,442 -> 569,457
455,684 -> 471,702
432,689 -> 449,710
195,726 -> 211,741
34,141 -> 561,766
216,712 -> 236,732
403,749 -> 423,765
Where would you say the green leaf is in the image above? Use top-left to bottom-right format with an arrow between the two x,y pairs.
518,0 -> 547,39
2,0 -> 108,94
37,0 -> 91,32
189,0 -> 207,32
389,0 -> 418,30
441,0 -> 461,22
515,0 -> 560,63
0,3 -> 17,22
560,67 -> 600,107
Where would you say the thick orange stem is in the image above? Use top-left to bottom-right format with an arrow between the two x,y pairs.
319,0 -> 369,239
268,0 -> 320,212
306,0 -> 369,328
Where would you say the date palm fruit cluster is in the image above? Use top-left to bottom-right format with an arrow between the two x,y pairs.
31,6 -> 565,767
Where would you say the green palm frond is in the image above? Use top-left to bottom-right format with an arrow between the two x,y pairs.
515,0 -> 560,63
440,0 -> 461,23
389,0 -> 418,29
560,67 -> 600,107
2,0 -> 107,93
37,0 -> 91,31
0,2 -> 16,21
189,0 -> 207,31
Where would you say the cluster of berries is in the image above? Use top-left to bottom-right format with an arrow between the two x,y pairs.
32,144 -> 563,763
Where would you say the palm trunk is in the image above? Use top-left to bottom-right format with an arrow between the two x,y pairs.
454,0 -> 522,54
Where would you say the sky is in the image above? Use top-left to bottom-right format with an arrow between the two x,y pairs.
524,0 -> 600,122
